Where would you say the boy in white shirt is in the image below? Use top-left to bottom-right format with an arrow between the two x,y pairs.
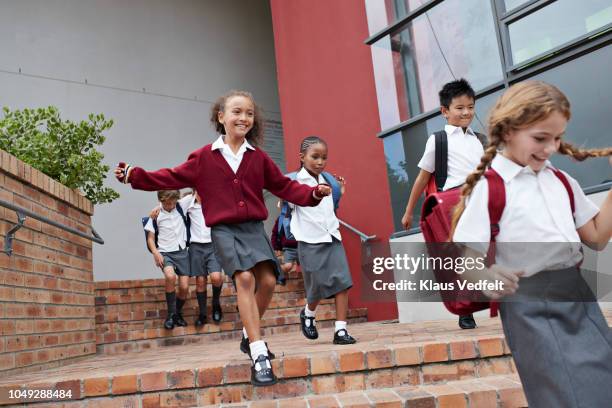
401,79 -> 484,329
144,190 -> 190,330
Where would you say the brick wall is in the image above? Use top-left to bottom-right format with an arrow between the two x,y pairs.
0,150 -> 96,374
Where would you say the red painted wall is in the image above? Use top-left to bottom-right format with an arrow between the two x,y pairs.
270,0 -> 397,321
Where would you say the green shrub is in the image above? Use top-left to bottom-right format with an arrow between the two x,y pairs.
0,106 -> 119,204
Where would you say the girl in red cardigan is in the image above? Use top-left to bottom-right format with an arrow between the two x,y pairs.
115,90 -> 330,386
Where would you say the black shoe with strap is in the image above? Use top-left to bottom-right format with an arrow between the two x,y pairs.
458,314 -> 477,329
250,354 -> 277,387
333,329 -> 357,345
173,313 -> 188,327
300,308 -> 319,340
212,302 -> 223,323
195,314 -> 207,327
212,285 -> 223,323
239,335 -> 276,360
164,315 -> 175,330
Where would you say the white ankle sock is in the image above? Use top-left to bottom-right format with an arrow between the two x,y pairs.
249,340 -> 268,363
335,320 -> 347,332
304,304 -> 316,317
242,327 -> 248,338
304,305 -> 316,327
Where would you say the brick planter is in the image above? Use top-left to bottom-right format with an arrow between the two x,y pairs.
0,150 -> 96,374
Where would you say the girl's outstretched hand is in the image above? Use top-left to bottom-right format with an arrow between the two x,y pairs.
114,162 -> 132,183
315,184 -> 332,198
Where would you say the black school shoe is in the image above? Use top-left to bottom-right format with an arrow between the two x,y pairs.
333,329 -> 357,345
164,315 -> 175,330
239,335 -> 276,360
458,314 -> 477,329
195,314 -> 207,327
212,302 -> 223,323
173,313 -> 188,327
300,308 -> 319,340
251,354 -> 277,386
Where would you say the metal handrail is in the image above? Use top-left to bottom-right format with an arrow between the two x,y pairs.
0,198 -> 104,256
339,219 -> 377,243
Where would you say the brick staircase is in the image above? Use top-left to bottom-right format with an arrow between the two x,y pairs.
2,273 -> 609,407
0,315 -> 533,407
94,270 -> 368,355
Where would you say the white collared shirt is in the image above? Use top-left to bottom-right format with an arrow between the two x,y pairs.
452,154 -> 599,276
144,206 -> 187,252
290,168 -> 341,243
418,124 -> 484,190
211,135 -> 255,174
178,194 -> 211,243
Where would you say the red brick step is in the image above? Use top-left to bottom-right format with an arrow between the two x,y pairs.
199,374 -> 527,407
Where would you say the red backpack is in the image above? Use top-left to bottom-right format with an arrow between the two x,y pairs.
419,167 -> 575,317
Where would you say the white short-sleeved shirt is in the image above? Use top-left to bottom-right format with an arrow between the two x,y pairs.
211,135 -> 255,174
178,194 -> 211,243
418,124 -> 484,190
290,168 -> 341,243
452,154 -> 599,276
144,206 -> 187,252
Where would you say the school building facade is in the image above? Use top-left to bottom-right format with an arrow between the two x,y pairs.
1,0 -> 609,324
270,0 -> 611,322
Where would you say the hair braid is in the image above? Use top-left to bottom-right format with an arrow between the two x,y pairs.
558,142 -> 612,161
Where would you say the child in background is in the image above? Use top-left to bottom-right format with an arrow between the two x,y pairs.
116,90 -> 330,386
144,190 -> 190,330
290,136 -> 355,345
451,81 -> 612,407
270,201 -> 298,286
150,190 -> 224,325
402,78 -> 485,330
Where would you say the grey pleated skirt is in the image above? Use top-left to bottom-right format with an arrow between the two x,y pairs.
298,238 -> 353,304
499,266 -> 612,408
211,221 -> 280,279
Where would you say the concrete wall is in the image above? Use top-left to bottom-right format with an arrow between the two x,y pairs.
0,0 -> 281,280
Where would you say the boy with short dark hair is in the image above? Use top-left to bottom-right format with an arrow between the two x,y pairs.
144,190 -> 190,330
401,78 -> 485,329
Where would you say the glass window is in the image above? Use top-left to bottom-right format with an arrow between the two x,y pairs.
365,0 -> 429,36
383,132 -> 412,231
504,0 -> 532,13
529,45 -> 612,188
508,0 -> 612,65
370,0 -> 503,128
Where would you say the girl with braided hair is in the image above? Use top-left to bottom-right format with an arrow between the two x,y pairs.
289,136 -> 356,345
451,81 -> 612,407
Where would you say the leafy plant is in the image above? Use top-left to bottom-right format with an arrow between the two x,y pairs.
0,106 -> 119,204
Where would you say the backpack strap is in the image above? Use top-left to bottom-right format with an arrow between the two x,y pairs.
434,131 -> 448,192
484,169 -> 506,241
321,171 -> 342,210
153,218 -> 159,249
551,169 -> 575,215
175,205 -> 191,246
474,132 -> 488,148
